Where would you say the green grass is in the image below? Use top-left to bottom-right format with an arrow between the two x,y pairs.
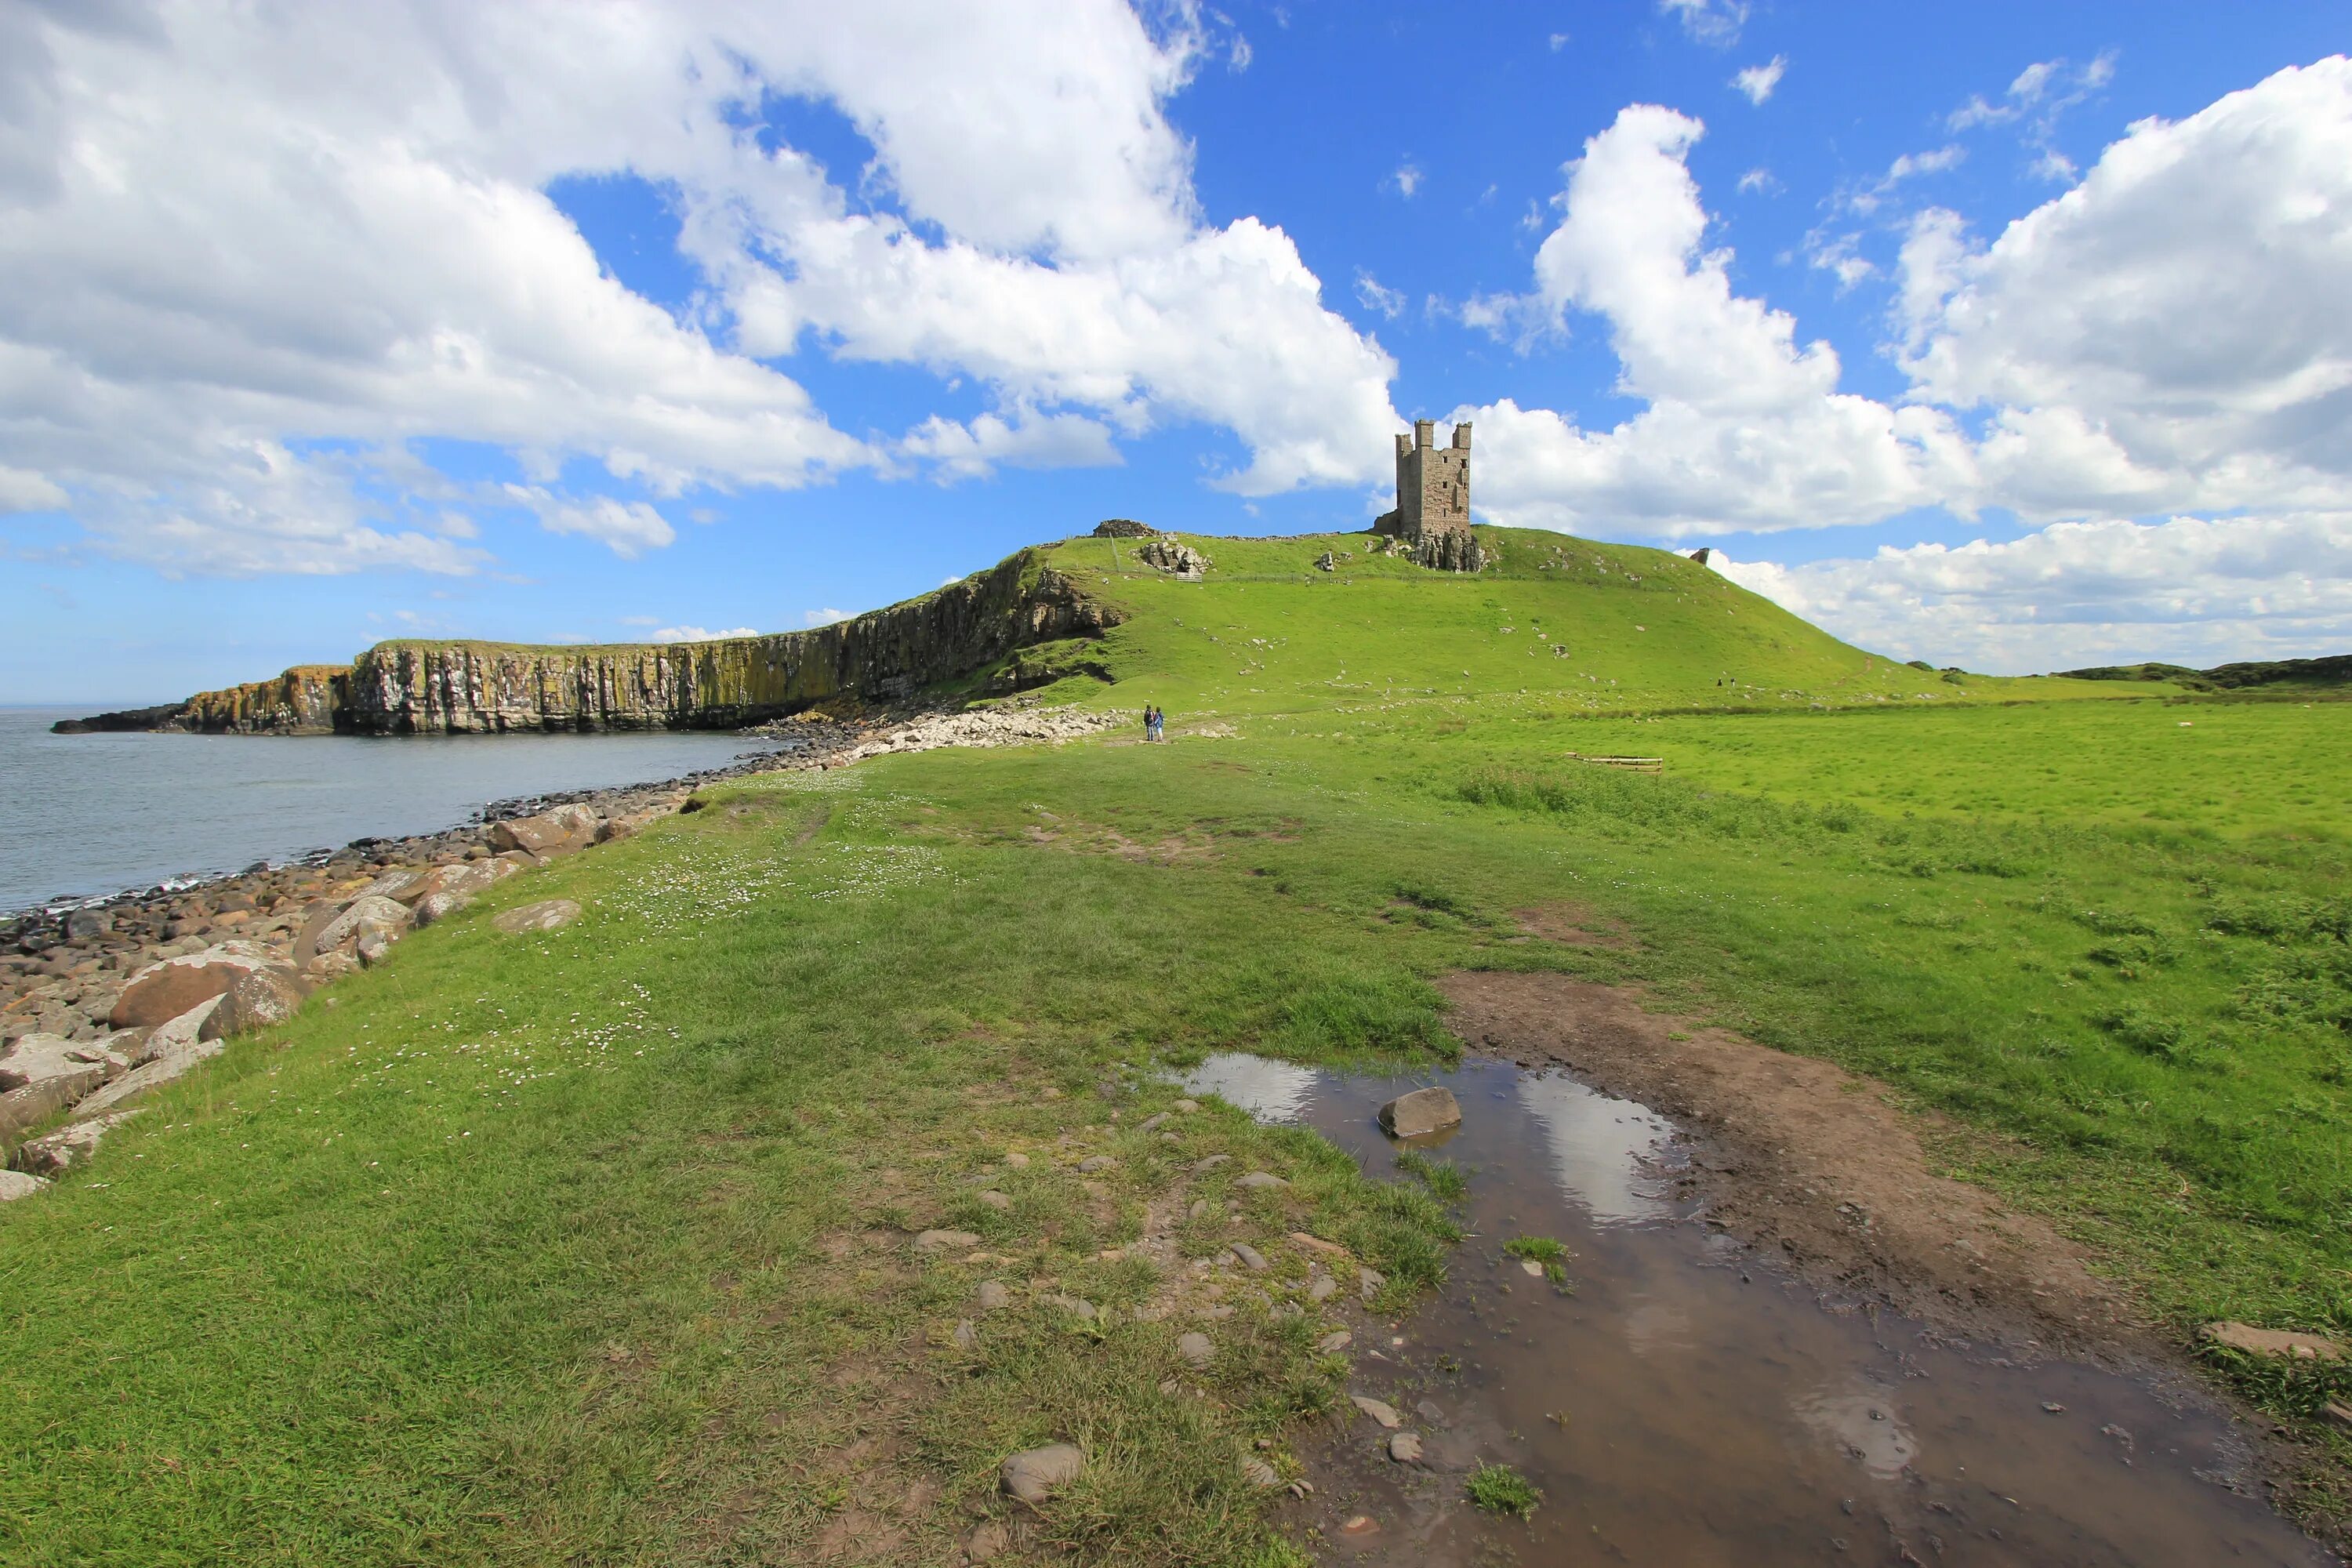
1392,1149 -> 1469,1202
1465,1461 -> 1541,1518
1502,1236 -> 1571,1286
6,532 -> 2351,1559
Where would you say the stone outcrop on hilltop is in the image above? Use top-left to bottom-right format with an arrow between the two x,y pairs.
56,548 -> 1123,736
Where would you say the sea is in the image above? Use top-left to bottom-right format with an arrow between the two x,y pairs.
0,707 -> 785,916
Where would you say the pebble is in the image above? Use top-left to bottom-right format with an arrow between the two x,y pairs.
1350,1395 -> 1401,1429
1004,1150 -> 1030,1168
1308,1274 -> 1338,1301
953,1319 -> 978,1350
915,1229 -> 981,1252
1318,1330 -> 1352,1353
976,1280 -> 1011,1311
1174,1099 -> 1199,1113
1000,1443 -> 1084,1504
1138,1112 -> 1169,1132
1236,1171 -> 1287,1190
1192,1154 -> 1232,1173
1229,1242 -> 1268,1271
1388,1432 -> 1424,1464
1240,1457 -> 1281,1489
1077,1155 -> 1116,1173
978,1189 -> 1011,1210
1177,1331 -> 1214,1369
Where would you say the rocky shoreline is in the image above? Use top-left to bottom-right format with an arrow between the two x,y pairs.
1,700 -> 1128,1196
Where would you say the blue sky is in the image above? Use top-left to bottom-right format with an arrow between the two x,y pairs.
2,1 -> 2347,702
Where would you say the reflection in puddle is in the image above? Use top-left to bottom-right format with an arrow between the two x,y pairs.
1514,1071 -> 1675,1225
1178,1051 -> 1322,1124
1174,1051 -> 2331,1566
1796,1385 -> 1920,1480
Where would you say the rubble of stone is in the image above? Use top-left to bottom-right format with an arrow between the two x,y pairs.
1091,518 -> 1158,538
0,698 -> 1130,1195
1133,538 -> 1208,581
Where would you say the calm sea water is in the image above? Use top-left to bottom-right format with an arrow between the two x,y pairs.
0,708 -> 782,915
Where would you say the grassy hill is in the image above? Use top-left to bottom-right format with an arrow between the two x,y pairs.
1001,526 -> 2172,717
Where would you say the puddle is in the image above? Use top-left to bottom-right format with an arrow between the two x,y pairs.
1177,1054 -> 2334,1566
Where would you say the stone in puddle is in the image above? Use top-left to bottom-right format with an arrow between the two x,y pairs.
2200,1321 -> 2346,1361
1177,1331 -> 1214,1369
1000,1443 -> 1084,1504
1377,1086 -> 1461,1140
1388,1432 -> 1424,1464
1350,1395 -> 1401,1429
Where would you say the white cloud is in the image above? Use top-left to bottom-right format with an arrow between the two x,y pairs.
503,487 -> 677,558
1845,144 -> 1965,215
1947,50 -> 2120,176
803,607 -> 851,627
1732,56 -> 1786,106
1659,0 -> 1749,48
1901,57 -> 2352,521
1947,94 -> 2017,132
619,615 -> 660,626
1549,32 -> 1571,53
1712,512 -> 2352,672
0,0 -> 1404,576
1736,166 -> 1779,196
0,464 -> 67,513
1390,161 -> 1424,198
649,625 -> 760,643
1460,105 -> 1968,537
1355,270 -> 1406,320
897,409 -> 1122,481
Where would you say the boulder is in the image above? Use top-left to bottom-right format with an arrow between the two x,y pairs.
410,890 -> 470,927
1000,1443 -> 1084,1504
198,967 -> 306,1040
361,867 -> 427,903
13,1109 -> 143,1176
72,996 -> 226,1116
488,804 -> 599,860
312,895 -> 410,956
410,859 -> 517,906
64,909 -> 111,940
0,1033 -> 129,1142
1377,1086 -> 1461,1140
492,898 -> 581,935
0,1169 -> 48,1201
108,942 -> 274,1028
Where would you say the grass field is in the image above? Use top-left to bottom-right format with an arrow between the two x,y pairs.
5,530 -> 2348,1563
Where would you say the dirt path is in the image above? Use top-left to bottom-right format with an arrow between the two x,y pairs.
1437,969 -> 2144,1354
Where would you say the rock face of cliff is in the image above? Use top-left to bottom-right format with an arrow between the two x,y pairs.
58,549 -> 1122,736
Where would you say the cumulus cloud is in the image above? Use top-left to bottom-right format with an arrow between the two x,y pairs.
897,410 -> 1122,482
1711,513 -> 2352,672
1457,105 -> 1969,536
504,488 -> 677,559
1732,56 -> 1786,106
1900,57 -> 2352,521
649,625 -> 761,644
0,0 -> 1402,576
1659,0 -> 1749,48
1355,270 -> 1406,320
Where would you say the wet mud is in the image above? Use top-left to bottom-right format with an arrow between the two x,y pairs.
1180,1052 -> 2335,1566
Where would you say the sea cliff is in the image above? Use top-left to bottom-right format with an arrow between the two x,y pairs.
56,549 -> 1120,735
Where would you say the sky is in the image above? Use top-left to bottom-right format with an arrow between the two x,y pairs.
2,0 -> 2347,703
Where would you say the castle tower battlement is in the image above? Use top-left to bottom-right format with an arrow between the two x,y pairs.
1381,420 -> 1471,543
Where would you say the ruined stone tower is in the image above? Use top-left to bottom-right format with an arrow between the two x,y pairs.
1374,420 -> 1484,570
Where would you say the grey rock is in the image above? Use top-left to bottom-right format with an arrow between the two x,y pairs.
313,896 -> 411,956
1388,1432 -> 1424,1464
975,1279 -> 1011,1312
1076,1154 -> 1115,1173
978,1189 -> 1012,1211
1240,1457 -> 1281,1489
1359,1267 -> 1386,1301
73,996 -> 227,1116
953,1318 -> 979,1351
1236,1171 -> 1287,1190
64,909 -> 111,940
488,804 -> 600,860
914,1229 -> 981,1252
1000,1442 -> 1084,1504
492,898 -> 581,935
409,890 -> 472,927
1043,1294 -> 1098,1321
1378,1086 -> 1461,1140
13,1109 -> 143,1176
1188,1200 -> 1210,1220
1350,1396 -> 1401,1429
1177,1331 -> 1214,1369
199,967 -> 304,1040
1138,1112 -> 1169,1132
1317,1330 -> 1352,1353
1173,1098 -> 1199,1113
108,941 -> 275,1028
964,1520 -> 1012,1562
0,1169 -> 49,1200
1192,1154 -> 1232,1173
1229,1242 -> 1268,1272
1308,1274 -> 1338,1301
